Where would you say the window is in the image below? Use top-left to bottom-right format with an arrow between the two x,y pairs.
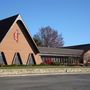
0,52 -> 7,65
12,53 -> 22,65
26,53 -> 36,65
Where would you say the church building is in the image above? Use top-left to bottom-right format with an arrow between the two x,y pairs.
0,14 -> 90,65
0,14 -> 42,65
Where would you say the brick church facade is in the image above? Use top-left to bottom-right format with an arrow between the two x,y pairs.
0,14 -> 42,65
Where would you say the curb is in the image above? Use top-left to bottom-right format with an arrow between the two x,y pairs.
0,72 -> 90,77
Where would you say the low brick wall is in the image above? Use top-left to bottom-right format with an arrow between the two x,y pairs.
0,68 -> 90,77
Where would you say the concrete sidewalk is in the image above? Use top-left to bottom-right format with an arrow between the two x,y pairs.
0,67 -> 90,77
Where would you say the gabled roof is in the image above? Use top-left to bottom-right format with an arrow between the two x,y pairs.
0,14 -> 39,53
38,47 -> 84,57
0,14 -> 19,42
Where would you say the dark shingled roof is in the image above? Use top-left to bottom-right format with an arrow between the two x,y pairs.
0,14 -> 19,42
65,44 -> 90,51
38,47 -> 84,57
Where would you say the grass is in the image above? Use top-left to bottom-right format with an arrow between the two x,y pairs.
0,65 -> 89,69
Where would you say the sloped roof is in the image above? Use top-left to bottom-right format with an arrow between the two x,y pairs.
0,14 -> 39,53
0,14 -> 19,42
65,44 -> 90,51
38,47 -> 84,57
16,20 -> 39,53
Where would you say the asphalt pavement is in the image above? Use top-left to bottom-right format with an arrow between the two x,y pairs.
0,74 -> 90,90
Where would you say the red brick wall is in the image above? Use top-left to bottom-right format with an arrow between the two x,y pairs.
0,22 -> 42,65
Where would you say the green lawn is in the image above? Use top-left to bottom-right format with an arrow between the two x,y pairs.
0,65 -> 89,69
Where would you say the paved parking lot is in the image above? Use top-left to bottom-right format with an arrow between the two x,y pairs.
0,74 -> 90,90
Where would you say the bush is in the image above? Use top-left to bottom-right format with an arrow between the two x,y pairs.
44,60 -> 54,65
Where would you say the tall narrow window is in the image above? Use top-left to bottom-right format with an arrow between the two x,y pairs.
0,52 -> 7,65
12,53 -> 22,65
26,53 -> 36,65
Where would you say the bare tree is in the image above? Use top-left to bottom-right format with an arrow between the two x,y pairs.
33,34 -> 42,46
33,26 -> 64,48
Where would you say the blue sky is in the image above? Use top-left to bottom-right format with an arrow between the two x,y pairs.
0,0 -> 90,46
